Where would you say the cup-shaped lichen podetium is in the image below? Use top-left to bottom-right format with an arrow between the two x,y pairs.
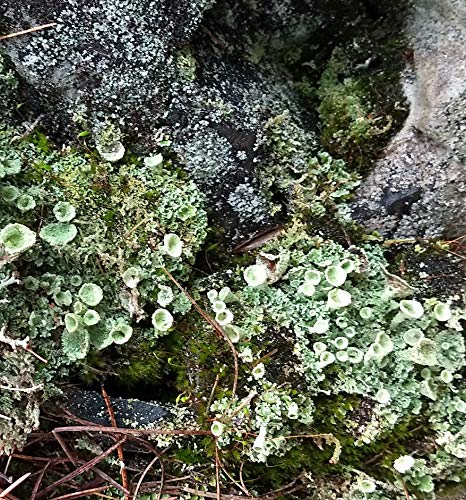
78,283 -> 104,307
163,233 -> 183,258
152,308 -> 174,332
0,223 -> 36,254
53,201 -> 76,222
111,323 -> 133,345
243,264 -> 267,287
327,288 -> 352,309
39,222 -> 77,246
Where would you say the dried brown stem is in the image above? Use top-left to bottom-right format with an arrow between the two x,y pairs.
0,23 -> 57,40
24,346 -> 48,364
30,461 -> 50,500
53,424 -> 210,437
49,487 -> 110,500
0,473 -> 31,498
227,391 -> 257,420
219,464 -> 251,498
207,374 -> 220,415
101,387 -> 129,499
133,456 -> 159,499
252,349 -> 278,368
239,462 -> 251,497
35,437 -> 126,499
215,441 -> 221,500
52,430 -> 78,466
401,478 -> 411,500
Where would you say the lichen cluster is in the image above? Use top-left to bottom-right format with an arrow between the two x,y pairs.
0,121 -> 207,452
0,5 -> 465,495
0,102 -> 465,499
188,221 -> 466,497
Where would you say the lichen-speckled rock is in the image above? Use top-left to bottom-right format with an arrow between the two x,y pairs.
62,388 -> 172,428
0,0 -> 214,141
0,0 -> 319,240
352,0 -> 466,239
0,0 -> 406,241
168,53 -> 317,240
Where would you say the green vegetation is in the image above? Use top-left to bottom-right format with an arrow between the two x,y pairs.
0,43 -> 464,499
0,116 -> 207,452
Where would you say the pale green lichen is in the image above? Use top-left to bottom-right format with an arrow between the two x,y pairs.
0,223 -> 36,255
193,221 -> 465,495
0,118 -> 207,452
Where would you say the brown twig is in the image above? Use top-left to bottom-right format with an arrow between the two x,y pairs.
52,429 -> 77,466
163,268 -> 239,400
53,424 -> 210,437
252,348 -> 278,368
101,387 -> 129,498
219,464 -> 251,498
133,456 -> 159,500
30,461 -> 50,500
178,487 -> 250,499
77,463 -> 128,495
227,391 -> 257,420
400,478 -> 411,500
233,226 -> 284,254
50,487 -> 111,500
0,489 -> 19,500
35,437 -> 126,499
207,374 -> 220,415
24,346 -> 48,364
0,23 -> 57,40
2,457 -> 12,478
239,462 -> 251,497
0,473 -> 31,498
214,441 -> 221,500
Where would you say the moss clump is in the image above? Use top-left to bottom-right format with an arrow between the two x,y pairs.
316,47 -> 393,169
0,119 -> 207,451
313,29 -> 408,173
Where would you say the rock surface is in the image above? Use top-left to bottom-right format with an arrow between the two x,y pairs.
0,0 -> 401,242
0,0 -> 213,141
352,0 -> 466,239
61,388 -> 172,428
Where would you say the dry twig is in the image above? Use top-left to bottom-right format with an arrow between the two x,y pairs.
50,487 -> 111,500
30,461 -> 50,500
0,23 -> 57,40
0,472 -> 30,498
35,437 -> 126,499
133,456 -> 159,500
53,424 -> 210,437
101,387 -> 129,498
163,268 -> 239,401
214,441 -> 221,500
401,478 -> 411,500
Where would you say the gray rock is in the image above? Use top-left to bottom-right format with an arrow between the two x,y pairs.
0,0 -> 407,241
0,0 -> 214,142
61,388 -> 172,428
168,54 -> 318,240
0,0 -> 320,240
352,0 -> 466,239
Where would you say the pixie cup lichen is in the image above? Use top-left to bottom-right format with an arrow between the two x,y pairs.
78,283 -> 104,307
0,223 -> 36,255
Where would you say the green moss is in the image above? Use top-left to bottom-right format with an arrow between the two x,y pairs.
316,47 -> 392,169
0,117 -> 208,451
313,32 -> 408,173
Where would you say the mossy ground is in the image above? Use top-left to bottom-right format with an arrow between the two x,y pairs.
1,3 -> 465,498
